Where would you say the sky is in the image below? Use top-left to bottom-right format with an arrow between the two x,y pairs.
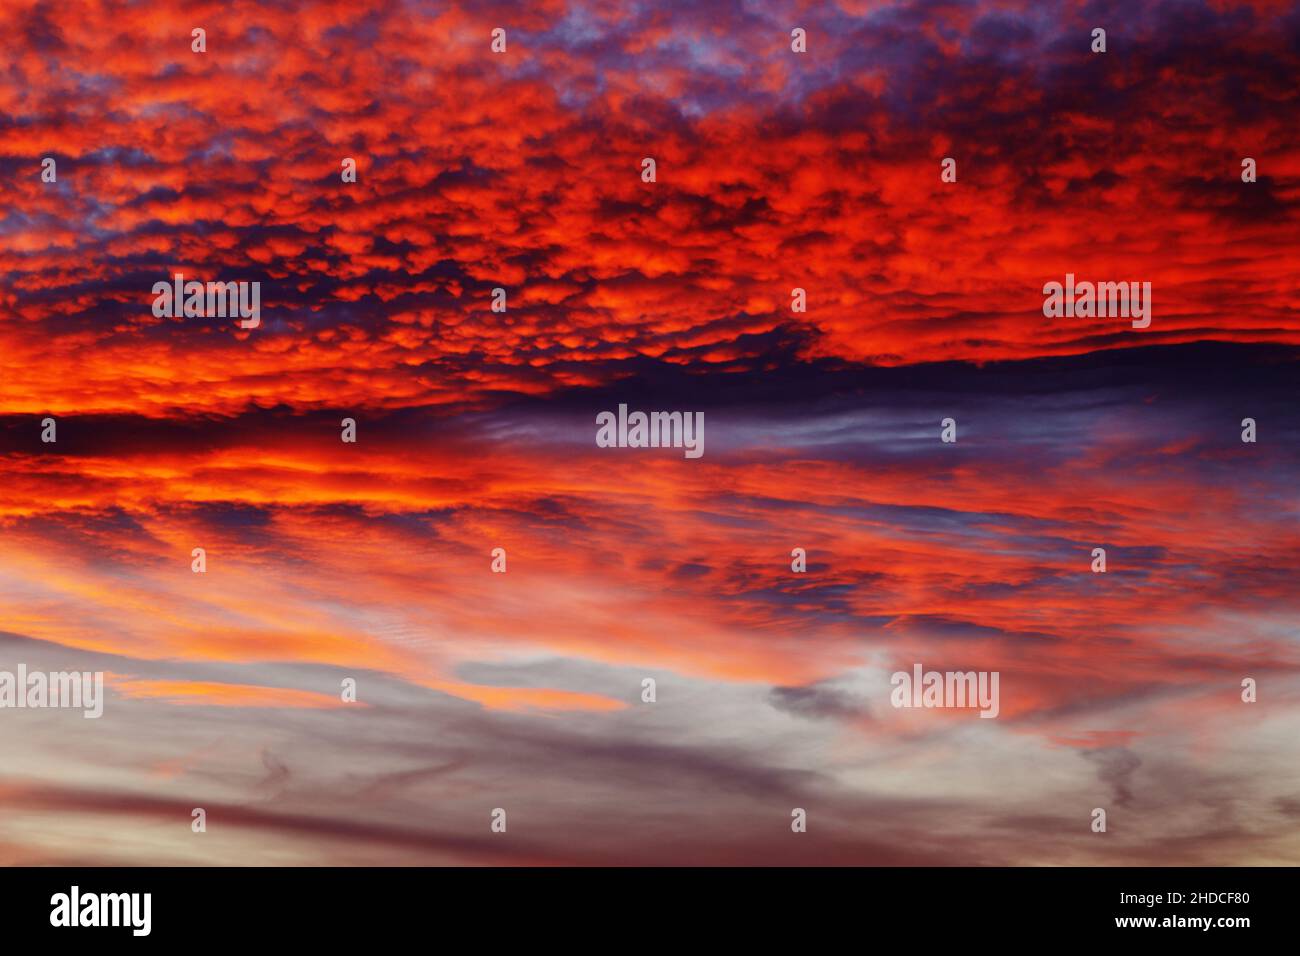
1,0 -> 1298,865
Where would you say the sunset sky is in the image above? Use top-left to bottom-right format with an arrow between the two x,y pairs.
1,0 -> 1298,865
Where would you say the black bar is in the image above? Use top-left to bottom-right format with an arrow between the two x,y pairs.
1,866 -> 1284,943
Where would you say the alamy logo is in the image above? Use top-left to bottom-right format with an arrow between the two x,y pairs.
890,663 -> 1000,718
152,272 -> 261,328
50,886 -> 151,936
596,404 -> 704,458
1042,273 -> 1151,328
0,666 -> 103,718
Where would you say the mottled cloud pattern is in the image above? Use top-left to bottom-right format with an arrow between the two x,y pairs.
1,0 -> 1298,865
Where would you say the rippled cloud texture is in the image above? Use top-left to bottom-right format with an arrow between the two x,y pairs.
2,0 -> 1299,865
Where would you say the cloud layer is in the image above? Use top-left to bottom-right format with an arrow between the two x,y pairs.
1,0 -> 1298,864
